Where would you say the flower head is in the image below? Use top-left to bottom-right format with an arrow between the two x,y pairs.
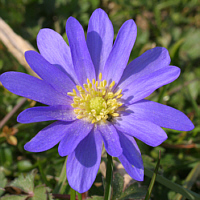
0,8 -> 194,193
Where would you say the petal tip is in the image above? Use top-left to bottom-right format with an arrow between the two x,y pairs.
24,142 -> 32,152
185,121 -> 195,131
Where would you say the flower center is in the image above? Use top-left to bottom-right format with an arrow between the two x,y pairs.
67,73 -> 123,123
89,97 -> 106,115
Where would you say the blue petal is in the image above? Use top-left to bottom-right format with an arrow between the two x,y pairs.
103,19 -> 137,86
98,122 -> 122,157
114,115 -> 168,147
25,51 -> 76,96
58,120 -> 94,156
87,8 -> 114,77
127,100 -> 194,131
67,128 -> 102,193
17,105 -> 76,123
37,28 -> 78,83
121,66 -> 180,104
24,121 -> 72,152
66,17 -> 96,85
117,131 -> 144,181
118,47 -> 171,89
0,72 -> 71,106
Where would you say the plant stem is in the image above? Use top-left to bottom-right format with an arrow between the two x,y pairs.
53,157 -> 67,194
104,153 -> 113,200
70,188 -> 76,200
77,192 -> 82,200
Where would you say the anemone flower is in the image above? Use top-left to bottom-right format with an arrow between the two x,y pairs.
0,8 -> 194,193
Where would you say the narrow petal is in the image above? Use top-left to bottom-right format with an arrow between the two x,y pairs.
67,128 -> 102,193
103,20 -> 137,85
37,28 -> 78,82
98,122 -> 122,157
58,120 -> 94,156
127,100 -> 194,131
118,47 -> 171,89
117,131 -> 144,181
121,66 -> 180,104
24,121 -> 71,152
66,17 -> 95,85
114,115 -> 168,147
25,51 -> 76,96
87,8 -> 114,76
0,72 -> 71,106
17,105 -> 76,123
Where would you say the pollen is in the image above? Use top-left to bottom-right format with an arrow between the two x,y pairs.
67,73 -> 123,123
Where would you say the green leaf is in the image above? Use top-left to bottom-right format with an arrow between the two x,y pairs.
30,185 -> 47,200
145,151 -> 161,200
1,195 -> 29,200
9,169 -> 37,194
112,173 -> 124,200
118,183 -> 147,200
144,168 -> 200,200
86,196 -> 104,200
0,168 -> 7,196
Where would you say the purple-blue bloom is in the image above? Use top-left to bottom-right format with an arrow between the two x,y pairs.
0,9 -> 194,193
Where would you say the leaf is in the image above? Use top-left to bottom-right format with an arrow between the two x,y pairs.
118,182 -> 147,200
8,169 -> 37,194
0,194 -> 29,200
145,151 -> 161,200
0,168 -> 7,196
86,196 -> 104,200
112,173 -> 124,200
30,185 -> 47,200
144,168 -> 200,200
180,29 -> 200,60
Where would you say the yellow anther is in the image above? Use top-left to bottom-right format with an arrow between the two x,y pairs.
67,73 -> 123,123
71,103 -> 79,108
73,89 -> 76,95
87,78 -> 90,84
95,81 -> 98,88
80,94 -> 86,99
115,89 -> 122,96
88,83 -> 92,89
103,80 -> 107,87
67,92 -> 76,96
98,86 -> 105,90
76,85 -> 83,91
103,102 -> 107,108
73,99 -> 79,104
107,92 -> 114,99
92,79 -> 95,85
96,116 -> 102,121
109,81 -> 115,88
74,109 -> 80,114
102,90 -> 106,95
83,84 -> 88,88
117,94 -> 123,99
77,115 -> 85,119
99,73 -> 102,81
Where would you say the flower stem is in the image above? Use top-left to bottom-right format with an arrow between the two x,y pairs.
53,157 -> 67,194
70,188 -> 76,200
104,153 -> 113,200
77,192 -> 82,200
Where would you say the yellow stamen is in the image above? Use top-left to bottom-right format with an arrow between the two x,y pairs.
67,73 -> 123,123
99,73 -> 102,81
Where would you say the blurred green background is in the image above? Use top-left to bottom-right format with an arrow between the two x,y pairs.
0,0 -> 200,199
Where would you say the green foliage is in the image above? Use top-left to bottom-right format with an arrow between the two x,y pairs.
0,0 -> 200,199
0,170 -> 51,200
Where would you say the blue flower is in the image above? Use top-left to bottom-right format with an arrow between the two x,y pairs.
0,9 -> 194,193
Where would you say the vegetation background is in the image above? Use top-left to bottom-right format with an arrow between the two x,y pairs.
0,0 -> 200,199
